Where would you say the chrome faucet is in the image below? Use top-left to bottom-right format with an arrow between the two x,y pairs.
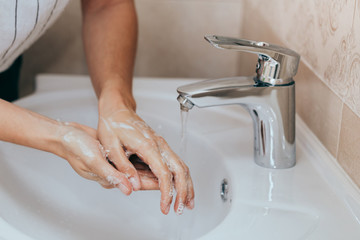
177,35 -> 300,169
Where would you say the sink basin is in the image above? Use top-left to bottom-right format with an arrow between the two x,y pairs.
0,75 -> 360,240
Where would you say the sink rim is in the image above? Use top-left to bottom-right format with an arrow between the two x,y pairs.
0,74 -> 359,240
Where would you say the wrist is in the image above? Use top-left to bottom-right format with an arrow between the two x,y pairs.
98,84 -> 136,116
29,118 -> 65,156
0,100 -> 68,158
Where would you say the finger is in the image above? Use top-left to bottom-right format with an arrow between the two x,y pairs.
90,158 -> 133,195
109,146 -> 142,191
138,171 -> 159,190
129,155 -> 162,189
137,168 -> 157,179
129,154 -> 152,171
114,123 -> 174,214
129,140 -> 173,215
98,179 -> 115,189
84,171 -> 119,190
161,151 -> 187,215
171,157 -> 195,210
157,137 -> 194,214
98,121 -> 142,191
132,161 -> 151,171
100,184 -> 115,189
107,117 -> 173,214
184,165 -> 195,209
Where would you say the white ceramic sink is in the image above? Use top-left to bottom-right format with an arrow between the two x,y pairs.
0,75 -> 360,240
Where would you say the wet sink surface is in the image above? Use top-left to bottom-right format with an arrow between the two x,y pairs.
0,75 -> 360,240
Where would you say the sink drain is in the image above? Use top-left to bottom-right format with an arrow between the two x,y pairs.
220,179 -> 229,202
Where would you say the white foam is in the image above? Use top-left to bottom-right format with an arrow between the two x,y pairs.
106,175 -> 121,185
111,122 -> 135,130
88,172 -> 98,178
63,132 -> 95,158
132,120 -> 152,139
100,117 -> 112,132
176,203 -> 185,215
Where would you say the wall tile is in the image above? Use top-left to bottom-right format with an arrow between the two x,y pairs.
338,104 -> 360,187
20,0 -> 243,97
239,1 -> 288,76
296,62 -> 343,157
134,0 -> 243,78
245,0 -> 360,118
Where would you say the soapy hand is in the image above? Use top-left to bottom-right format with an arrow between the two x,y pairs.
97,108 -> 195,215
56,122 -> 159,194
81,0 -> 193,215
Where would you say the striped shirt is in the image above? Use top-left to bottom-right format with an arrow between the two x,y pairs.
0,0 -> 69,72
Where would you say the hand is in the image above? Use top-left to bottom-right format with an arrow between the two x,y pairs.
55,122 -> 159,193
0,99 -> 158,193
128,154 -> 159,190
81,0 -> 193,215
98,107 -> 195,215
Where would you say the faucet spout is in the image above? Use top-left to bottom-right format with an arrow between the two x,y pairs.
177,76 -> 296,169
177,95 -> 194,112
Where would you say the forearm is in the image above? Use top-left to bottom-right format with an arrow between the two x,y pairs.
81,1 -> 195,212
0,99 -> 60,153
81,0 -> 138,110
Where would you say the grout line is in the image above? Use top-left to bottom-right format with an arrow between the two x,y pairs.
301,58 -> 345,103
297,54 -> 343,101
280,37 -> 345,102
344,102 -> 360,119
352,0 -> 357,30
336,102 -> 344,161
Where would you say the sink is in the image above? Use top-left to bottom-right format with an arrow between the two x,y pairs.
0,75 -> 360,240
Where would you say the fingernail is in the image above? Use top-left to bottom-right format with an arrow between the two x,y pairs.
176,203 -> 185,215
129,177 -> 141,191
165,205 -> 170,215
188,199 -> 195,209
118,183 -> 130,194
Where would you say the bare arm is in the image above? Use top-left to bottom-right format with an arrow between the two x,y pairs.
81,0 -> 137,109
0,0 -> 162,205
81,0 -> 195,215
0,99 -> 59,152
0,99 -> 134,193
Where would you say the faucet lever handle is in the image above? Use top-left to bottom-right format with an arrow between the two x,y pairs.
205,35 -> 300,85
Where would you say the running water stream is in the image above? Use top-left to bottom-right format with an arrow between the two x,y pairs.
179,108 -> 189,156
174,107 -> 194,240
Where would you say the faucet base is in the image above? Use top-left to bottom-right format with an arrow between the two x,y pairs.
255,156 -> 296,169
248,83 -> 296,169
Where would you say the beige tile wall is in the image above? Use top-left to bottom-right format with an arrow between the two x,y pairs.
338,105 -> 360,185
242,1 -> 360,187
134,0 -> 243,78
20,0 -> 243,96
245,0 -> 360,117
